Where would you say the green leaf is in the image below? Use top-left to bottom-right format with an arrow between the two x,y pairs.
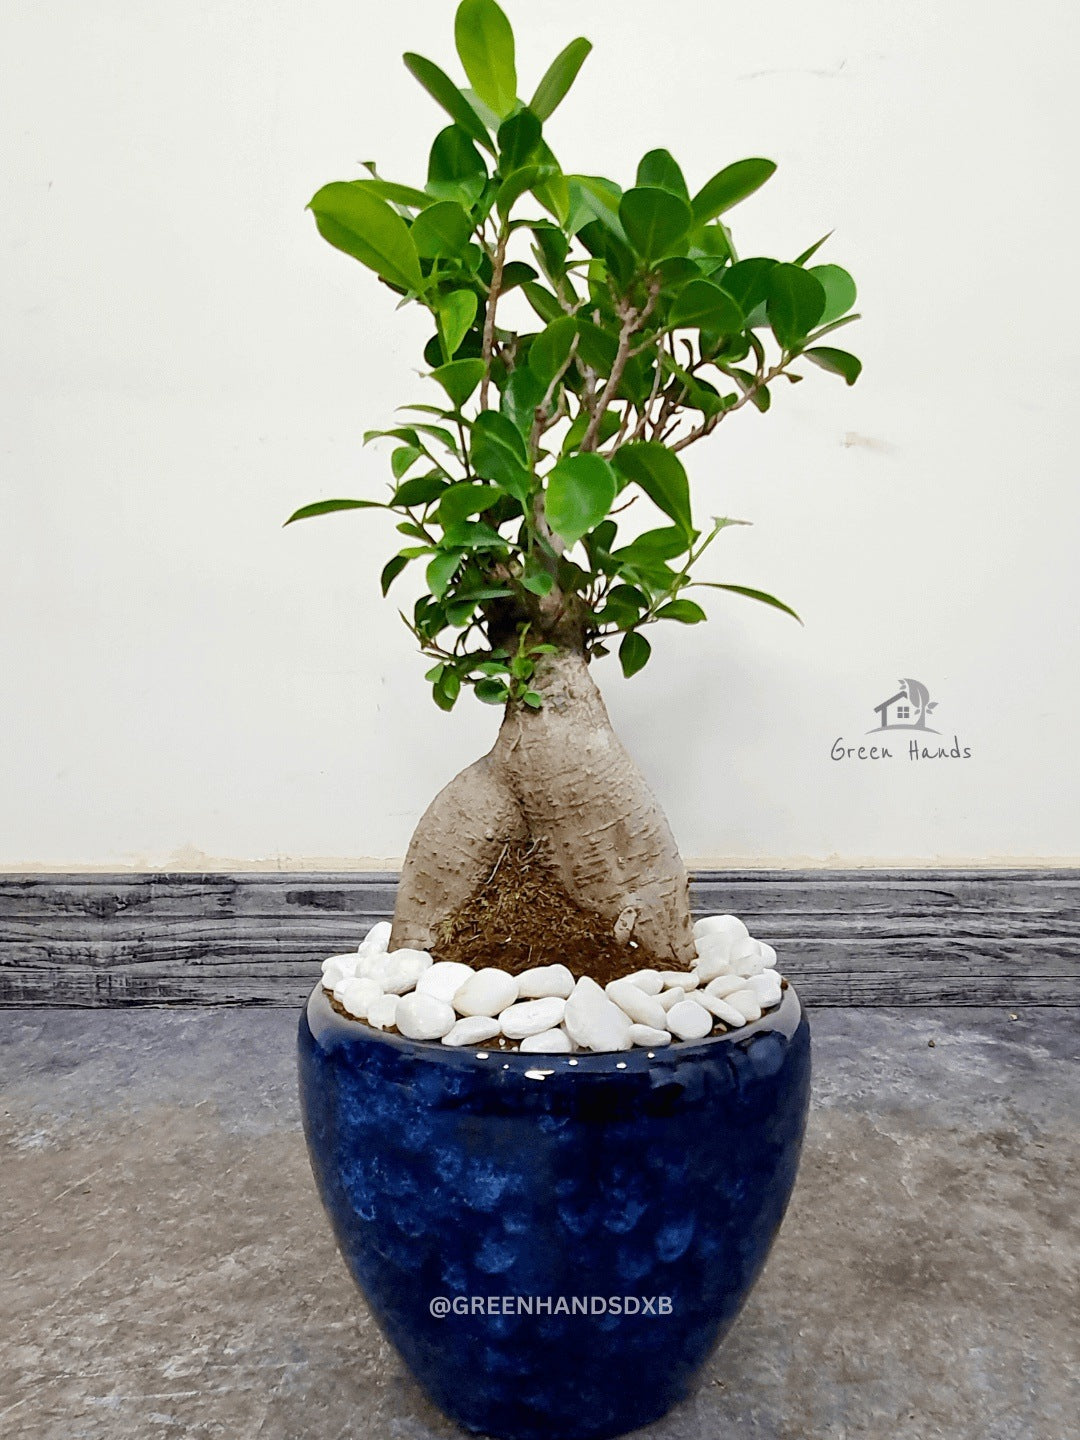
521,689 -> 544,708
655,599 -> 707,623
575,319 -> 618,376
436,289 -> 479,358
455,0 -> 517,117
437,482 -> 502,526
353,177 -> 435,210
562,407 -> 620,455
521,568 -> 554,596
496,163 -> 556,219
528,315 -> 577,386
426,549 -> 462,598
380,554 -> 410,594
612,443 -> 692,536
619,631 -> 652,678
427,125 -> 488,203
284,498 -> 384,525
497,108 -> 541,171
545,453 -> 618,546
498,366 -> 547,444
393,473 -> 449,507
521,281 -> 564,325
391,445 -> 423,479
619,186 -> 693,264
803,347 -> 862,385
636,149 -> 689,202
411,200 -> 473,258
432,665 -> 462,710
431,357 -> 485,408
308,183 -> 423,292
499,260 -> 539,291
441,519 -> 507,549
669,279 -> 745,335
613,526 -> 691,564
794,231 -> 833,266
530,37 -> 591,120
691,158 -> 776,226
767,263 -> 826,350
403,53 -> 494,154
807,264 -> 857,325
696,582 -> 802,623
720,257 -> 777,317
567,174 -> 625,238
474,677 -> 511,704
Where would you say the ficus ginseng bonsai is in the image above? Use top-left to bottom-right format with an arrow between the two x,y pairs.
289,0 -> 860,974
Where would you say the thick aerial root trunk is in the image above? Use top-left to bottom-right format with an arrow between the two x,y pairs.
391,649 -> 696,967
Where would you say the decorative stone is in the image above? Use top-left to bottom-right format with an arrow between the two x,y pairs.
498,997 -> 567,1039
515,964 -> 575,1000
453,968 -> 519,1017
416,961 -> 475,1003
693,913 -> 750,950
321,954 -> 358,988
666,999 -> 713,1041
366,993 -> 399,1031
757,942 -> 778,969
629,1024 -> 671,1048
606,978 -> 667,1030
730,938 -> 766,977
659,986 -> 686,1011
338,976 -> 383,1021
441,1016 -> 502,1047
725,989 -> 763,1024
358,920 -> 392,954
691,991 -> 745,1027
357,950 -> 393,984
563,976 -> 633,1052
624,969 -> 664,996
659,970 -> 697,991
746,970 -> 783,1008
519,1028 -> 574,1053
382,948 -> 434,994
691,950 -> 732,984
395,991 -> 456,1041
704,974 -> 749,1000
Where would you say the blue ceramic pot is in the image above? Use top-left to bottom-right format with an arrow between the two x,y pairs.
298,982 -> 810,1440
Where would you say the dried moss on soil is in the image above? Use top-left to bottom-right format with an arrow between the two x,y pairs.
431,839 -> 663,987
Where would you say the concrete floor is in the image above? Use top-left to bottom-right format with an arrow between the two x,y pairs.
1,1005 -> 1077,1440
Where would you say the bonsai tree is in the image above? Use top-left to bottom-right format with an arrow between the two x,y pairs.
289,0 -> 861,973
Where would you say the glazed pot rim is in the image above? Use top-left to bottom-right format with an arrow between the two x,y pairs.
304,980 -> 803,1071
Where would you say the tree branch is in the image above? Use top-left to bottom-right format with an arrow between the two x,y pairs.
579,282 -> 659,452
479,227 -> 508,410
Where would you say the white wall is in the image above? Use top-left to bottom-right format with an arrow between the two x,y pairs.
2,0 -> 1078,869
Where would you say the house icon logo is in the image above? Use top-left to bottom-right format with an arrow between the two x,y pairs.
869,678 -> 939,734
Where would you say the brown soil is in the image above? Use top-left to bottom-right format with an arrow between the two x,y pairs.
430,837 -> 674,986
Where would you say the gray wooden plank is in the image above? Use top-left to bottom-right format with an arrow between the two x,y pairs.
1,871 -> 1077,1007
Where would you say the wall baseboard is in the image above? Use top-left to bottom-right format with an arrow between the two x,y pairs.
1,870 -> 1076,1008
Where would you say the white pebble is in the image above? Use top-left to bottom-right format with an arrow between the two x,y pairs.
366,994 -> 399,1030
725,989 -> 763,1024
357,950 -> 393,983
321,956 -> 356,989
692,953 -> 730,984
519,1028 -> 574,1054
629,1024 -> 671,1048
381,948 -> 434,994
416,961 -> 475,1003
395,991 -> 455,1040
499,996 -> 567,1039
441,1016 -> 501,1047
358,920 -> 392,954
624,969 -> 664,996
606,978 -> 667,1030
563,976 -> 633,1052
704,973 -> 749,1000
757,942 -> 778,969
691,991 -> 745,1027
693,913 -> 749,948
666,999 -> 713,1041
453,968 -> 519,1017
659,986 -> 686,1011
659,971 -> 697,991
338,976 -> 383,1021
515,964 -> 575,999
730,938 -> 766,977
746,970 -> 783,1008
